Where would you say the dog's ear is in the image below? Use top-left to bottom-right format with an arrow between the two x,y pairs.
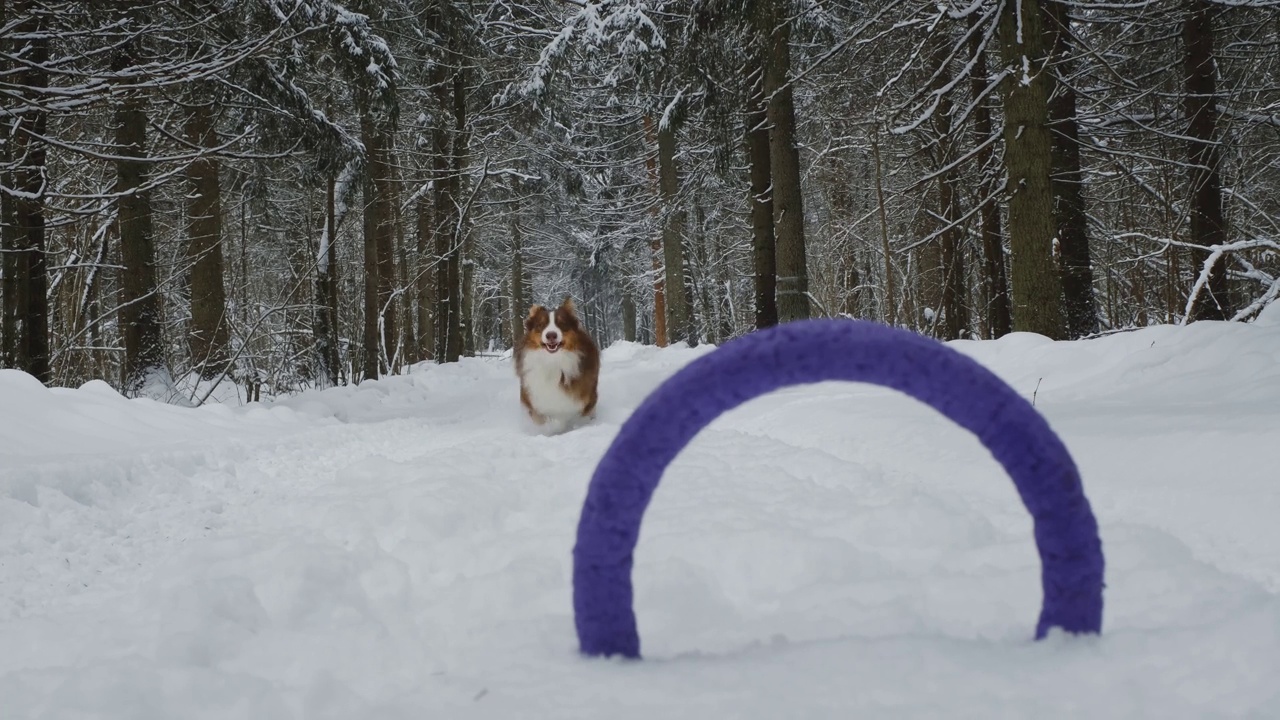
561,297 -> 576,315
526,304 -> 544,319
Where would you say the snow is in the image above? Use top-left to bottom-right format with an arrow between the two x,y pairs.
3,320 -> 1280,718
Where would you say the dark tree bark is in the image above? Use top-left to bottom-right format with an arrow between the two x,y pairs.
1044,0 -> 1097,338
691,196 -> 716,343
998,0 -> 1065,339
621,293 -> 637,342
432,116 -> 458,362
1183,0 -> 1233,321
656,118 -> 695,345
416,183 -> 435,361
114,36 -> 164,392
360,115 -> 398,379
871,128 -> 897,326
393,160 -> 415,367
377,136 -> 399,369
0,3 -> 17,368
1,151 -> 16,368
759,0 -> 810,323
937,178 -> 967,340
509,218 -> 526,343
969,18 -> 1012,338
712,220 -> 736,342
361,126 -> 381,380
642,115 -> 667,347
649,247 -> 668,344
452,67 -> 473,358
184,99 -> 230,377
927,28 -> 969,340
745,51 -> 778,331
430,24 -> 466,364
9,8 -> 50,382
462,258 -> 476,357
919,236 -> 945,334
315,173 -> 341,387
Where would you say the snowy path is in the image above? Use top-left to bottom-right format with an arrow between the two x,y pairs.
3,317 -> 1280,718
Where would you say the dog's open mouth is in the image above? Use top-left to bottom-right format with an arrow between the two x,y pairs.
544,340 -> 562,353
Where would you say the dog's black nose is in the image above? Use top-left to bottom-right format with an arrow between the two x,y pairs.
546,331 -> 559,341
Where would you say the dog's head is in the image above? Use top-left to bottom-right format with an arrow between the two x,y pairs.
524,298 -> 583,355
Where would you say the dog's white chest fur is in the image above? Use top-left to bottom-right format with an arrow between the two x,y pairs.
520,348 -> 584,420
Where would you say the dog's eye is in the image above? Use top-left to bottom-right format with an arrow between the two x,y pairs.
525,310 -> 548,332
556,310 -> 577,330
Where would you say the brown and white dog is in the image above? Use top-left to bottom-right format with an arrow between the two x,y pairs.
515,298 -> 600,432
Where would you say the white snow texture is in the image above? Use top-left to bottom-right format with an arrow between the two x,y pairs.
3,316 -> 1280,718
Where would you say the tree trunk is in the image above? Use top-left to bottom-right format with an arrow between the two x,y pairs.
713,226 -> 736,341
938,178 -> 967,340
432,119 -> 457,361
394,160 -> 415,367
452,66 -> 472,358
378,135 -> 399,371
416,185 -> 435,360
691,197 -> 715,343
621,293 -> 637,342
1044,0 -> 1097,338
437,181 -> 463,363
360,116 -> 398,380
497,280 -> 512,350
998,0 -> 1065,339
745,49 -> 778,331
760,0 -> 810,323
10,11 -> 50,382
509,219 -> 526,344
656,118 -> 695,345
928,28 -> 969,340
969,18 -> 1012,338
1,4 -> 17,369
184,99 -> 230,378
315,173 -> 341,387
1183,0 -> 1233,321
871,127 -> 897,326
361,123 -> 381,380
115,42 -> 164,392
430,38 -> 466,364
642,115 -> 667,347
462,259 -> 476,356
650,242 -> 667,345
399,235 -> 415,366
1,148 -> 16,367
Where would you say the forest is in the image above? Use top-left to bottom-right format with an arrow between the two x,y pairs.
1,0 -> 1278,401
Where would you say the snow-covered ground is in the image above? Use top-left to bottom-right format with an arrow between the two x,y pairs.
3,310 -> 1280,719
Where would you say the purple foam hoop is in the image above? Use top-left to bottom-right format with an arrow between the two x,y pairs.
573,319 -> 1104,659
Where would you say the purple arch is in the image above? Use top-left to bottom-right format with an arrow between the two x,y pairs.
573,319 -> 1104,659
